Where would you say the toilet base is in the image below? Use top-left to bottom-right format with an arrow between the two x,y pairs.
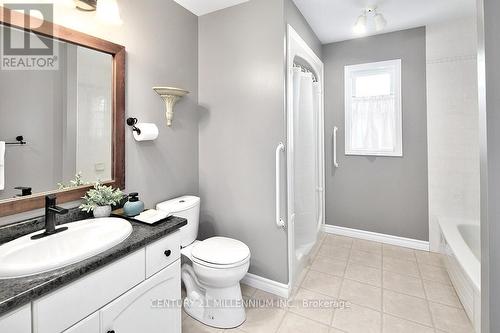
182,264 -> 246,329
183,287 -> 246,329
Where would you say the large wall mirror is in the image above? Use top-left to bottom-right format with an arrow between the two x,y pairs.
0,6 -> 125,217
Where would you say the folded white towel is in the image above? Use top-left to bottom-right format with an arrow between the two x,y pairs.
135,209 -> 169,224
0,141 -> 4,191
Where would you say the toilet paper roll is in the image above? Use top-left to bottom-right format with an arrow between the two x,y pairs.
133,123 -> 159,141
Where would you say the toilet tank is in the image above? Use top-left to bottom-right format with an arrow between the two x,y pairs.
156,196 -> 200,247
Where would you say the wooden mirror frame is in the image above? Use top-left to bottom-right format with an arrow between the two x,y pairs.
0,6 -> 125,217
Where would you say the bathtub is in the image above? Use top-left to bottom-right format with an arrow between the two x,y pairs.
439,218 -> 480,332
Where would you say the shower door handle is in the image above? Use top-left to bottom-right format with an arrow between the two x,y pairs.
275,142 -> 286,229
333,127 -> 339,168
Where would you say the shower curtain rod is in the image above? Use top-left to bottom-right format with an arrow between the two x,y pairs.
293,63 -> 318,82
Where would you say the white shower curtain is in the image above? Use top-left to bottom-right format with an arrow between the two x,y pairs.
292,67 -> 319,258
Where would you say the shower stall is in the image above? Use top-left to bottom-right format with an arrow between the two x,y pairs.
278,25 -> 325,289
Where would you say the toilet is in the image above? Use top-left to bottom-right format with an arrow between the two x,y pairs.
156,196 -> 250,329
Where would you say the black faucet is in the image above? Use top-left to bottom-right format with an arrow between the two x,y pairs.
31,195 -> 69,240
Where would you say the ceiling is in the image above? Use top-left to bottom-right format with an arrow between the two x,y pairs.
173,0 -> 249,16
292,0 -> 476,44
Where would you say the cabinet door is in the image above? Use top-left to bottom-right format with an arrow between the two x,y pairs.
63,313 -> 99,333
100,260 -> 181,333
0,304 -> 31,333
33,249 -> 145,333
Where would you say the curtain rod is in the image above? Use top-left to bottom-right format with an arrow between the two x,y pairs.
293,63 -> 318,82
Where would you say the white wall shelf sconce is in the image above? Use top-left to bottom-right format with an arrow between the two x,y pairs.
73,0 -> 123,25
152,87 -> 189,127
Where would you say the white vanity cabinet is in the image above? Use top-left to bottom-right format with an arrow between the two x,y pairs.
63,313 -> 99,333
0,304 -> 31,333
0,230 -> 182,333
100,260 -> 181,333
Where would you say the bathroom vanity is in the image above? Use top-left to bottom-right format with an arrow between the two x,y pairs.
0,7 -> 183,333
0,216 -> 186,333
0,7 -> 184,333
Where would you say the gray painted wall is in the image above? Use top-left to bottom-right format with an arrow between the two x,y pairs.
198,0 -> 321,284
284,0 -> 322,59
105,0 -> 199,208
480,0 -> 499,331
0,0 -> 199,225
198,0 -> 288,284
322,28 -> 429,241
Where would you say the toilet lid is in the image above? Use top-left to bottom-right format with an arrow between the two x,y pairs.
191,237 -> 250,265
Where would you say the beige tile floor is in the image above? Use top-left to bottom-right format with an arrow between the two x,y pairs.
182,233 -> 474,333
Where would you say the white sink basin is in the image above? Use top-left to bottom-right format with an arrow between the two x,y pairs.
0,217 -> 133,279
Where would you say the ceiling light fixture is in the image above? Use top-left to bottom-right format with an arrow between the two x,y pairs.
73,0 -> 123,25
374,12 -> 387,31
353,6 -> 387,35
353,12 -> 367,35
74,0 -> 97,11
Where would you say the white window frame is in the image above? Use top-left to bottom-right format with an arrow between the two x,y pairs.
344,59 -> 402,157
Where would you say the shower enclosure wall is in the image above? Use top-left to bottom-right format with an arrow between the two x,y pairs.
284,25 -> 325,289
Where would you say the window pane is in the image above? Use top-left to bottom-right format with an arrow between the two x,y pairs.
354,73 -> 391,97
350,96 -> 396,151
344,59 -> 402,156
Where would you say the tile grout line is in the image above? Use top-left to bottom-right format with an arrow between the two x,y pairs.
338,238 -> 354,327
381,246 -> 385,333
322,235 -> 350,329
285,305 -> 337,330
420,280 -> 464,309
417,253 -> 438,330
330,236 -> 354,330
316,234 -> 338,329
273,305 -> 288,333
379,247 -> 437,330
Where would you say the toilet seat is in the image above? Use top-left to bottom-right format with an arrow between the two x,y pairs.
192,254 -> 250,269
182,237 -> 250,269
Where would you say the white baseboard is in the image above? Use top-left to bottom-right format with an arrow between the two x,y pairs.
242,273 -> 290,299
323,224 -> 430,251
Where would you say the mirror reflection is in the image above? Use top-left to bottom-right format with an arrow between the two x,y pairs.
0,25 -> 113,200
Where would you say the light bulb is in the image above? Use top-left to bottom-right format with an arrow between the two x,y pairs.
353,13 -> 367,35
96,0 -> 123,25
374,12 -> 387,31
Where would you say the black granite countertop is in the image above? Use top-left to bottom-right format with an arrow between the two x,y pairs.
0,215 -> 187,317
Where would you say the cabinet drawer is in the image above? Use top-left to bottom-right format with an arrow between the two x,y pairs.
146,230 -> 181,278
0,304 -> 31,333
33,249 -> 146,333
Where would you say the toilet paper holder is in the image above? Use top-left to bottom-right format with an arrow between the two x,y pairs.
126,117 -> 141,135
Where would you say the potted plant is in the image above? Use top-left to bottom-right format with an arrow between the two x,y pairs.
79,182 -> 124,218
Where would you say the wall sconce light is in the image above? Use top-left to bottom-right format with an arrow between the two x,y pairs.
74,0 -> 96,11
153,87 -> 189,127
74,0 -> 123,25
